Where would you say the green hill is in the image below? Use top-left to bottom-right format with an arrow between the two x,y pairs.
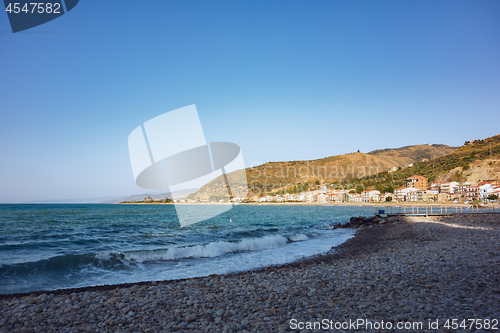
188,143 -> 457,200
351,134 -> 500,193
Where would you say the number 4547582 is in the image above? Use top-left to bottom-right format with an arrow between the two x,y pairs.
444,319 -> 498,330
5,2 -> 61,14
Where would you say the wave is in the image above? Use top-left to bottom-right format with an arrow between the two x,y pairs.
0,233 -> 312,271
0,251 -> 126,277
110,233 -> 311,263
288,233 -> 309,242
121,235 -> 290,263
0,233 -> 316,291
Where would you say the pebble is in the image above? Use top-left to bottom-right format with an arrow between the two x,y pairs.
185,314 -> 197,322
0,213 -> 499,332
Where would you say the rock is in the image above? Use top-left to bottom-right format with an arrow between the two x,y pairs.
396,314 -> 408,321
185,314 -> 197,322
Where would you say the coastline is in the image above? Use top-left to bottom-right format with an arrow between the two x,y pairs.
1,214 -> 499,332
117,201 -> 499,208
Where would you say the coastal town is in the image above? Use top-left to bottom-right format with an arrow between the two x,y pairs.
174,175 -> 500,204
244,176 -> 500,204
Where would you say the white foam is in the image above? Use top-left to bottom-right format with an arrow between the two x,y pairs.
123,235 -> 289,263
95,251 -> 120,261
288,234 -> 309,242
61,229 -> 355,291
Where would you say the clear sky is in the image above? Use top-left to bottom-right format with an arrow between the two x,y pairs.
0,0 -> 499,203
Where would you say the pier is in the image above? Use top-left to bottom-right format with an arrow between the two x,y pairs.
374,204 -> 497,217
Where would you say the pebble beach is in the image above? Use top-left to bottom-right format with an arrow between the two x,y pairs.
1,213 -> 499,332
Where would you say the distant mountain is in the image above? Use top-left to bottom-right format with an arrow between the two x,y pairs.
118,189 -> 198,203
188,143 -> 457,200
28,189 -> 199,204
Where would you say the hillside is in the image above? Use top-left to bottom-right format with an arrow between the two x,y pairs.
353,134 -> 500,192
368,144 -> 455,165
433,157 -> 500,184
188,144 -> 457,200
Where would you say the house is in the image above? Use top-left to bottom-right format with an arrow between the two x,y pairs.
306,194 -> 316,203
466,185 -> 479,201
329,193 -> 343,203
430,182 -> 442,192
440,182 -> 459,194
479,181 -> 500,199
361,190 -> 380,202
435,193 -> 451,202
317,193 -> 328,203
490,187 -> 500,199
417,190 -> 437,202
431,181 -> 459,194
406,190 -> 422,202
455,183 -> 473,201
286,194 -> 300,201
351,194 -> 363,203
406,175 -> 428,190
394,187 -> 420,202
344,193 -> 361,203
380,192 -> 394,202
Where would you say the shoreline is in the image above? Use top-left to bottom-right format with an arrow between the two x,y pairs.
0,230 -> 357,299
117,201 -> 498,208
1,213 -> 499,331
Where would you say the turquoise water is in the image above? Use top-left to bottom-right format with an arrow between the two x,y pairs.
0,204 -> 375,294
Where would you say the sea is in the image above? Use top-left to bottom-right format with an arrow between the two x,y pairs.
0,204 -> 377,295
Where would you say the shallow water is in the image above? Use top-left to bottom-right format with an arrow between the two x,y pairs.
0,204 -> 377,294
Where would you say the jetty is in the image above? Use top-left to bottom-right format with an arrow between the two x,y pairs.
374,204 -> 497,217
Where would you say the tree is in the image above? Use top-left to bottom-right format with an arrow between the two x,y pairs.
385,196 -> 393,202
450,171 -> 465,183
382,185 -> 394,194
487,194 -> 498,201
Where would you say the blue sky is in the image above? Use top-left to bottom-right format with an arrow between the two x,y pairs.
0,0 -> 499,202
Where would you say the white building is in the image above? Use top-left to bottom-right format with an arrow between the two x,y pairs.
479,183 -> 500,199
431,182 -> 459,194
361,190 -> 381,202
394,187 -> 420,202
380,192 -> 394,202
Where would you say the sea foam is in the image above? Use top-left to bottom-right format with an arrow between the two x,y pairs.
121,235 -> 291,263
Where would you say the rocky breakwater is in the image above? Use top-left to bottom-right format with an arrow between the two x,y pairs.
333,215 -> 401,229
